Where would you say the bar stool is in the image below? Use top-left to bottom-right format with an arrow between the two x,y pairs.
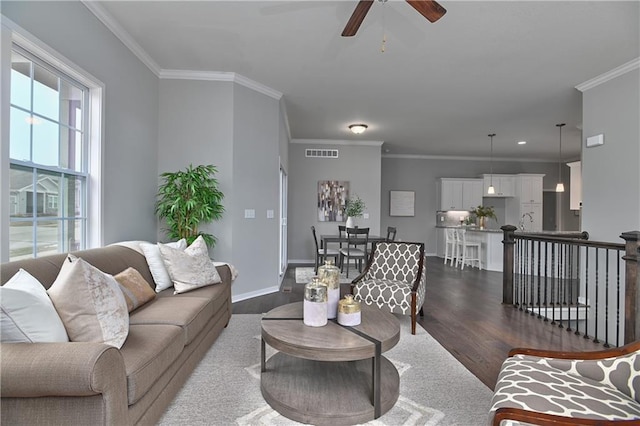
456,228 -> 482,270
443,228 -> 457,266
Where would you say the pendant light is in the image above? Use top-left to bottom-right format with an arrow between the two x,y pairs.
555,123 -> 565,192
487,133 -> 496,194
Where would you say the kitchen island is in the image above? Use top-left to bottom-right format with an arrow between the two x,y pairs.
436,226 -> 504,272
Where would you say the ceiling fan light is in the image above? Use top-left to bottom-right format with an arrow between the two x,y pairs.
556,182 -> 565,193
349,124 -> 368,134
487,185 -> 495,195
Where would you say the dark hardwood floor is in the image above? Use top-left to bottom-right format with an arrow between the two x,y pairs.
232,256 -> 603,390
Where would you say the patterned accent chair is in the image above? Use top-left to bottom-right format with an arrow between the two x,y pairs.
489,341 -> 640,425
351,242 -> 426,335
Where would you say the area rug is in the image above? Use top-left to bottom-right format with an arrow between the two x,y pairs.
158,314 -> 492,425
295,266 -> 354,284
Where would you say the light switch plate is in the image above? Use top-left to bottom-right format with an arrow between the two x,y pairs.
363,213 -> 369,219
244,209 -> 255,219
266,209 -> 274,219
586,134 -> 604,148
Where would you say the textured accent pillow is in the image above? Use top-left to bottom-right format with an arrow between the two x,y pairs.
0,269 -> 69,343
114,267 -> 156,313
158,236 -> 222,294
140,239 -> 187,292
47,256 -> 129,348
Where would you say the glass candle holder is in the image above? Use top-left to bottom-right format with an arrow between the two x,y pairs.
318,259 -> 340,319
303,277 -> 328,327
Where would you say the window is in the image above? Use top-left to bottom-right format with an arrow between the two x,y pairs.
8,46 -> 89,260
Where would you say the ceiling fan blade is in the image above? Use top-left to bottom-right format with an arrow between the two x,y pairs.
406,0 -> 447,23
342,0 -> 374,37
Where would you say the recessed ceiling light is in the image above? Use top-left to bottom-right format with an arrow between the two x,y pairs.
517,140 -> 527,145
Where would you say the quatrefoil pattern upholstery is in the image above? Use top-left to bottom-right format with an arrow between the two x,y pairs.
352,242 -> 426,334
490,351 -> 640,422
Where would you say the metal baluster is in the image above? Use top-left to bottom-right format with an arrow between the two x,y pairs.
567,244 -> 573,332
576,245 -> 583,337
584,247 -> 590,340
593,247 -> 600,344
604,249 -> 610,348
616,252 -> 621,347
551,242 -> 557,325
558,242 -> 564,328
537,240 -> 542,319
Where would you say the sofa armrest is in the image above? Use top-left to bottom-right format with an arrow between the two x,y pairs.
508,340 -> 640,360
1,341 -> 127,397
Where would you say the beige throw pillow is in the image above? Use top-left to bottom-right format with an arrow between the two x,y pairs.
47,256 -> 129,348
114,267 -> 156,312
158,236 -> 221,294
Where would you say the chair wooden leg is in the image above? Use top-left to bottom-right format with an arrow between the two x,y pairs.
411,293 -> 417,335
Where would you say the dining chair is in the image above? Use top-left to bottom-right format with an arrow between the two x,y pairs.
311,226 -> 339,273
385,226 -> 397,242
339,227 -> 369,278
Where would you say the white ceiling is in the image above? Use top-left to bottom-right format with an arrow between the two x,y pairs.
94,0 -> 639,160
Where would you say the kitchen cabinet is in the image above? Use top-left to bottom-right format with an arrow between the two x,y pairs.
568,161 -> 581,210
438,178 -> 483,210
482,174 -> 515,197
519,202 -> 543,232
516,174 -> 544,203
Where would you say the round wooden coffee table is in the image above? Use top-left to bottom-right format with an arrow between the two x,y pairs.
260,302 -> 401,425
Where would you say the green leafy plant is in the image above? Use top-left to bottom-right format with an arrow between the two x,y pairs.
345,195 -> 366,218
156,164 -> 224,247
471,205 -> 497,220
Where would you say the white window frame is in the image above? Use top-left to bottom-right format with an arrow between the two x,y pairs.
1,17 -> 104,262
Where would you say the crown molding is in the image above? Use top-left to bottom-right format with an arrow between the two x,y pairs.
575,57 -> 640,92
382,153 -> 556,163
81,1 -> 161,76
291,139 -> 384,147
279,98 -> 292,142
159,69 -> 282,100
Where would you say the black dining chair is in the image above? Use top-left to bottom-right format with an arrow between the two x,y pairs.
339,227 -> 369,278
386,226 -> 397,242
311,226 -> 339,273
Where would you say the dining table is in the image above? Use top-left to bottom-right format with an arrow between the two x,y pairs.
320,233 -> 386,257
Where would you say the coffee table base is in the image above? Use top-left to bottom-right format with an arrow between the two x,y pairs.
261,352 -> 400,426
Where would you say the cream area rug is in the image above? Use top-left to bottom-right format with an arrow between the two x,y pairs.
295,266 -> 354,284
158,314 -> 493,425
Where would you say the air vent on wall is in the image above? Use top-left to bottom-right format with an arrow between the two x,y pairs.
305,149 -> 339,159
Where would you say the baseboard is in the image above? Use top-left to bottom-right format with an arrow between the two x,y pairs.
232,286 -> 280,303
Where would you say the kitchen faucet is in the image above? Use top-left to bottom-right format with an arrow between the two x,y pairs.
519,212 -> 534,231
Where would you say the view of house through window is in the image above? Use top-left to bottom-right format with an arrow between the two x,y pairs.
9,47 -> 88,260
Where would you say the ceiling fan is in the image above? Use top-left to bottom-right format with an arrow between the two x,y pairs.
342,0 -> 447,37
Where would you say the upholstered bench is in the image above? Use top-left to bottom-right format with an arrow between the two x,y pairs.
489,342 -> 640,425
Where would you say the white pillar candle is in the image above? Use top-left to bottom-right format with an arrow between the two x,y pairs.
337,311 -> 361,326
303,300 -> 328,327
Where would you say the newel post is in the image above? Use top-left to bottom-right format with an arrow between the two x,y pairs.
501,225 -> 517,305
620,231 -> 640,344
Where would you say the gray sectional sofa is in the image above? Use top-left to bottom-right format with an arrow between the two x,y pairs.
0,243 -> 233,425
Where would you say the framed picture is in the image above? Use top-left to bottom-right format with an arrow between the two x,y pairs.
318,180 -> 348,222
390,190 -> 415,217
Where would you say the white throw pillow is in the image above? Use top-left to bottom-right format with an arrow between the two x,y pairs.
47,256 -> 129,348
0,269 -> 69,343
158,236 -> 222,294
140,239 -> 187,292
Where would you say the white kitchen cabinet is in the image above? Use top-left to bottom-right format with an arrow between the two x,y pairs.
482,174 -> 515,197
519,202 -> 543,232
567,161 -> 581,210
516,174 -> 544,203
438,178 -> 483,210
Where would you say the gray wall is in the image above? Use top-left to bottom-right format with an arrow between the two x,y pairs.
581,69 -> 640,242
158,79 -> 284,300
288,142 -> 382,262
381,157 -> 578,255
2,2 -> 160,247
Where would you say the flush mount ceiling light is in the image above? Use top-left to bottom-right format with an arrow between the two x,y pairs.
517,140 -> 527,145
487,133 -> 496,195
349,124 -> 368,134
556,123 -> 566,193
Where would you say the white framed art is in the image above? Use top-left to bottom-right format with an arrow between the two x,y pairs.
390,190 -> 415,217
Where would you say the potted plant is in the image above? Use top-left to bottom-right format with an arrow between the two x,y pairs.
471,205 -> 497,229
156,164 -> 224,247
344,195 -> 366,228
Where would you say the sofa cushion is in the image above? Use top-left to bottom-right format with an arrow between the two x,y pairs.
490,354 -> 640,421
114,267 -> 156,313
1,269 -> 69,343
47,256 -> 129,348
354,278 -> 414,315
129,297 -> 212,345
120,324 -> 184,405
